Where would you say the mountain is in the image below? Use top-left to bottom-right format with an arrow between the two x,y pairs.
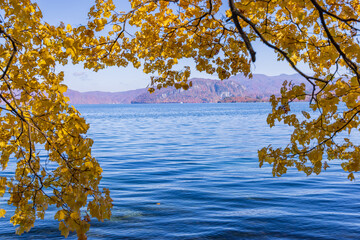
228,73 -> 307,98
65,73 -> 310,104
65,88 -> 147,104
131,78 -> 246,103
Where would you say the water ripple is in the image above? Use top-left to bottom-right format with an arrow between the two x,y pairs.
1,103 -> 360,239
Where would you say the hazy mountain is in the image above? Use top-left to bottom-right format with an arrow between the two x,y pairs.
65,73 -> 310,104
228,73 -> 308,97
65,88 -> 147,104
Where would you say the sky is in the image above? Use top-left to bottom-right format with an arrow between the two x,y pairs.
34,0 -> 307,93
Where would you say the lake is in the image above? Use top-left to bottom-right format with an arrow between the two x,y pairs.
1,103 -> 360,239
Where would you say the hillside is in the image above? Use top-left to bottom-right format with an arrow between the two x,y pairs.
65,88 -> 147,104
65,74 -> 310,104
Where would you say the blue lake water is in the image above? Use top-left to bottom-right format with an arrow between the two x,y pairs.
1,103 -> 360,239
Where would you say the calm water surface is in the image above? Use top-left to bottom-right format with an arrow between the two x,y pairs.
1,103 -> 360,239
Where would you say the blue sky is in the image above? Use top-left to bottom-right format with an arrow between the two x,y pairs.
35,0 -> 304,92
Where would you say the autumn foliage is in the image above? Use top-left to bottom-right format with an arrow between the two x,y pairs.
1,0 -> 360,238
0,0 -> 112,239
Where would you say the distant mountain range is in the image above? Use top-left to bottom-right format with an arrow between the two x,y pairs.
65,73 -> 310,104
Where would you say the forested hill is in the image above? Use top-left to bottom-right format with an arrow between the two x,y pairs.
65,74 -> 310,104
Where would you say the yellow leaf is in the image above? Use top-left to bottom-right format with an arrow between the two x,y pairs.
85,162 -> 93,169
58,85 -> 68,93
59,222 -> 69,238
66,24 -> 72,31
0,209 -> 6,218
70,212 -> 79,219
57,210 -> 67,220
